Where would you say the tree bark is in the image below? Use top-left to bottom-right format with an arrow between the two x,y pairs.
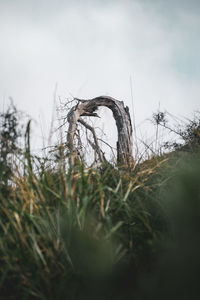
67,96 -> 133,165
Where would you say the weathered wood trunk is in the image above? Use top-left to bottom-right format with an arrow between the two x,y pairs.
67,96 -> 133,165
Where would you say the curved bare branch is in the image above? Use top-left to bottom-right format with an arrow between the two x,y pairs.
67,96 -> 133,165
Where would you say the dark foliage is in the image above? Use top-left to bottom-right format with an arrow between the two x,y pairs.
1,104 -> 200,299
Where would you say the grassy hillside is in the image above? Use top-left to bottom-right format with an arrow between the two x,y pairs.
0,104 -> 200,299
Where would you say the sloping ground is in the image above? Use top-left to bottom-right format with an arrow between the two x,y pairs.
0,147 -> 200,299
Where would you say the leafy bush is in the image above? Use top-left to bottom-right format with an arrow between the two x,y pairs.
0,102 -> 22,189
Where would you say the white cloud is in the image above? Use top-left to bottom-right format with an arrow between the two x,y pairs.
0,0 -> 199,154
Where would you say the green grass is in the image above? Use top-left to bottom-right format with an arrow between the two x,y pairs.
1,115 -> 200,299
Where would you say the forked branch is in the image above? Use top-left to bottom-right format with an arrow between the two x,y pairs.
66,96 -> 134,166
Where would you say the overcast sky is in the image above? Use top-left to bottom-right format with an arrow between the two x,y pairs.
0,0 -> 200,153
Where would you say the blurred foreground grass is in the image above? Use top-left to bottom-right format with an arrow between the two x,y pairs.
1,105 -> 200,299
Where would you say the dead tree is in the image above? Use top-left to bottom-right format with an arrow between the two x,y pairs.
66,96 -> 134,166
